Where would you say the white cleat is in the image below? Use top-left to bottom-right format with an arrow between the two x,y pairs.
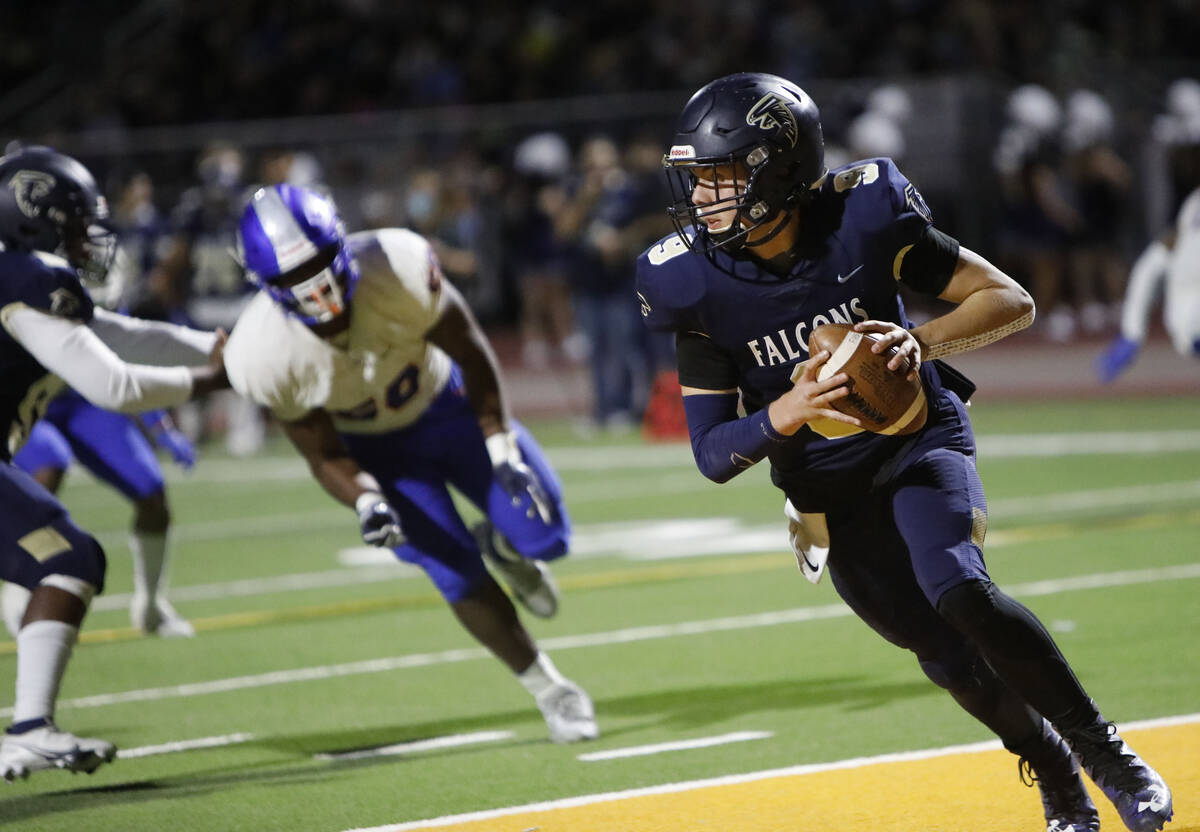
0,723 -> 116,782
131,595 -> 196,638
474,522 -> 560,619
536,681 -> 598,744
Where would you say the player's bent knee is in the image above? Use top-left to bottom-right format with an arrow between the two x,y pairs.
40,531 -> 107,595
935,578 -> 1001,634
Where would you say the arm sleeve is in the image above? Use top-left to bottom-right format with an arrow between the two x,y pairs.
682,393 -> 787,484
89,307 -> 217,365
5,305 -> 195,412
676,331 -> 786,483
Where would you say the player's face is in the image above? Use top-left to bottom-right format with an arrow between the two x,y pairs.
274,245 -> 351,325
689,163 -> 747,233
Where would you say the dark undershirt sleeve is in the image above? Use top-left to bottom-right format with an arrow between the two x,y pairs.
675,330 -> 740,390
897,225 -> 960,297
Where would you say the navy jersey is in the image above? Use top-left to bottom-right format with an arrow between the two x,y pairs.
635,158 -> 968,508
0,250 -> 95,461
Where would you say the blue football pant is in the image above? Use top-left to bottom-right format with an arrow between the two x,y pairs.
339,380 -> 570,603
14,390 -> 165,501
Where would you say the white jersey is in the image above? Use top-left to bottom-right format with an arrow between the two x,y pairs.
225,228 -> 453,433
1120,188 -> 1200,356
1165,188 -> 1200,354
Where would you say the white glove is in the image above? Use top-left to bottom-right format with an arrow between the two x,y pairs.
486,431 -> 555,524
785,499 -> 830,585
356,492 -> 405,548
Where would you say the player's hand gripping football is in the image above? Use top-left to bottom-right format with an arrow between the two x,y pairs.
486,431 -> 555,524
767,350 -> 861,436
853,320 -> 922,380
355,492 -> 405,547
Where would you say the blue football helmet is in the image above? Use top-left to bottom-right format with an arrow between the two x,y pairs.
0,146 -> 116,284
663,73 -> 825,254
236,184 -> 359,325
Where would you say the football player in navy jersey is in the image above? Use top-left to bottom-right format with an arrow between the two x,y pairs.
5,397 -> 198,639
636,73 -> 1172,832
0,146 -> 228,781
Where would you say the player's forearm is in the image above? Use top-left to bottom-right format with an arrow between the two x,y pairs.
308,455 -> 383,509
6,306 -> 199,411
457,343 -> 508,437
911,253 -> 1034,360
683,391 -> 785,483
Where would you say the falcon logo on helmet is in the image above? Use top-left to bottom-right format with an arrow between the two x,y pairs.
8,171 -> 56,219
745,93 -> 799,148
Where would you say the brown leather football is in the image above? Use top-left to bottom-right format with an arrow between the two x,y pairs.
807,323 -> 927,436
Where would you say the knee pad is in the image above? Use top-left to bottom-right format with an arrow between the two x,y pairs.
39,527 -> 107,599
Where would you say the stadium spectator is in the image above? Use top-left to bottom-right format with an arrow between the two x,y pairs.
637,72 -> 1173,832
224,184 -> 598,744
1061,89 -> 1133,334
993,84 -> 1084,342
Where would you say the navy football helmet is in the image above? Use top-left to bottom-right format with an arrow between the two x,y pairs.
0,146 -> 116,284
236,185 -> 360,325
663,73 -> 825,253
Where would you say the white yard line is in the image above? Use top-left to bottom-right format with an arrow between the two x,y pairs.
7,563 -> 1200,720
339,713 -> 1200,832
116,732 -> 255,760
577,731 -> 773,761
58,430 -> 1200,496
314,731 -> 514,762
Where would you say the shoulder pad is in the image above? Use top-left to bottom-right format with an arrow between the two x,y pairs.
0,252 -> 94,323
826,158 -> 933,242
635,233 -> 707,332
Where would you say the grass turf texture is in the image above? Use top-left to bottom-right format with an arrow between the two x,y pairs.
1,394 -> 1197,830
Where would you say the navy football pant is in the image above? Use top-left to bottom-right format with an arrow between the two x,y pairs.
339,375 -> 570,604
0,461 -> 106,593
826,443 -> 1088,743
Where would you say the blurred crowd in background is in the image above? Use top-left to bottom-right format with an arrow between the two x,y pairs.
3,0 -> 1199,443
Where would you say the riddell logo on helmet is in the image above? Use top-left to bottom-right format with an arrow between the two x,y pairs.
746,93 -> 799,148
668,145 -> 697,159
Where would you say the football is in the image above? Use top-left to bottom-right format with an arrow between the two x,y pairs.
807,323 -> 927,436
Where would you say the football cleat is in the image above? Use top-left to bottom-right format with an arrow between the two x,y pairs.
0,721 -> 116,782
473,521 -> 559,619
536,681 -> 598,744
1063,718 -> 1173,832
1017,720 -> 1100,832
131,595 -> 196,638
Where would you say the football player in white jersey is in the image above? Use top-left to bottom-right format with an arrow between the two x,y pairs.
1098,185 -> 1200,381
224,184 -> 596,744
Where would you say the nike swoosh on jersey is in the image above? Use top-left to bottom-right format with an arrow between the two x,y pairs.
836,264 -> 864,283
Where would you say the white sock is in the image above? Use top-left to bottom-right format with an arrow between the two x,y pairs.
517,651 -> 567,699
1,582 -> 31,639
129,531 -> 168,601
13,620 -> 77,724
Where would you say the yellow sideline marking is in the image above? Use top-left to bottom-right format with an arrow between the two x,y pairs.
348,721 -> 1200,831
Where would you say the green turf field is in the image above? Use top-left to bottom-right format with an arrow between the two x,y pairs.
2,394 -> 1198,831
